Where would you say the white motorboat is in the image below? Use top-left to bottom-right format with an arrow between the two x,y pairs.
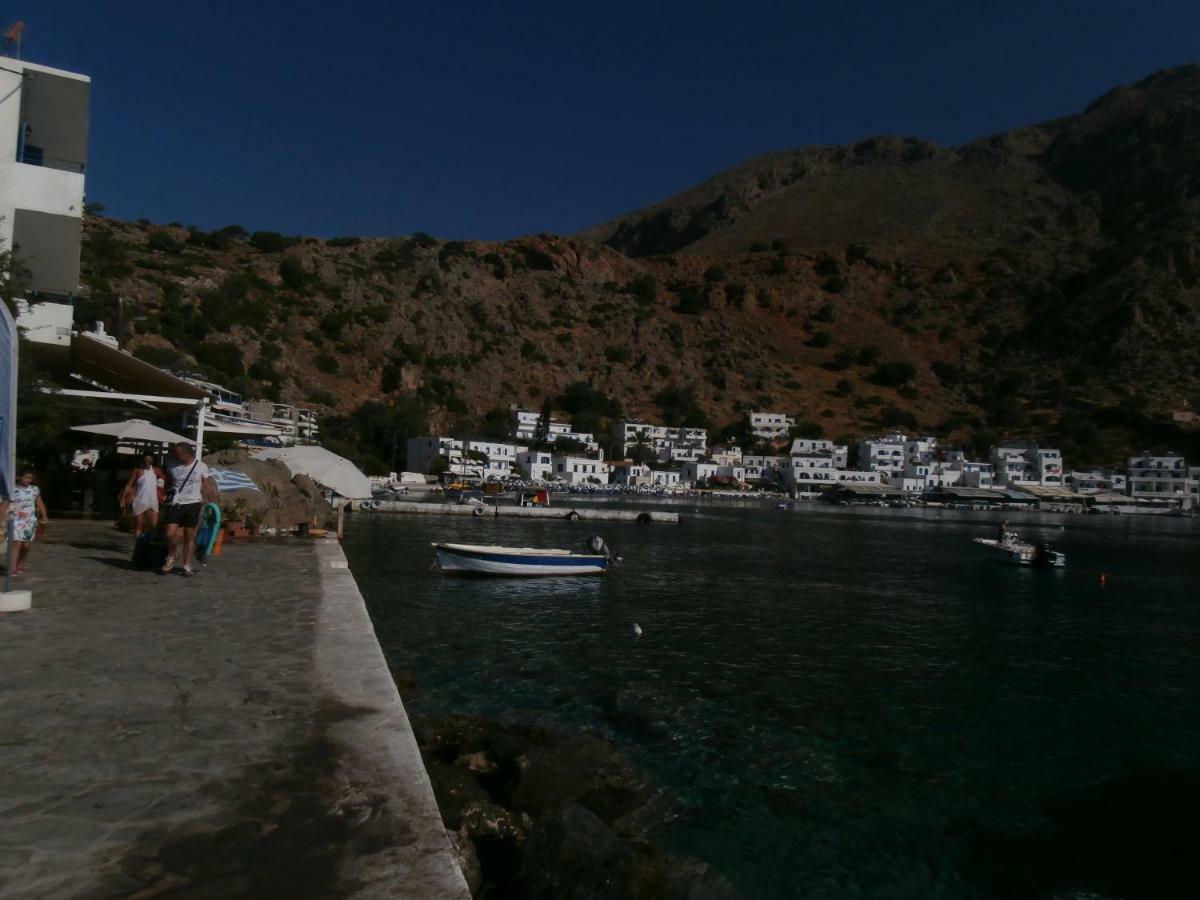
972,532 -> 1066,567
433,537 -> 614,577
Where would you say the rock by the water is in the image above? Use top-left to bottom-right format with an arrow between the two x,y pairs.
665,856 -> 744,900
446,825 -> 482,896
511,733 -> 650,825
411,714 -> 741,899
517,801 -> 641,900
423,761 -> 492,829
202,448 -> 334,532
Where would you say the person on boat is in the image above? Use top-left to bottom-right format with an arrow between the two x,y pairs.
161,442 -> 216,577
1,469 -> 50,576
998,520 -> 1009,542
121,453 -> 165,541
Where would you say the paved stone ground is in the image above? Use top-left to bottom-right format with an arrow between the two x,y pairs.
0,520 -> 467,899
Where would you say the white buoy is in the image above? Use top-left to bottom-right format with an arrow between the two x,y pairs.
630,623 -> 643,637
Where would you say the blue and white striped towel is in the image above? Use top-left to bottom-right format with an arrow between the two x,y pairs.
211,468 -> 260,493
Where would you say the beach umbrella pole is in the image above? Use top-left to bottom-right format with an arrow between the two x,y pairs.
194,398 -> 208,458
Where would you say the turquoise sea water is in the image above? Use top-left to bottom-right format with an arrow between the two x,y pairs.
345,503 -> 1200,898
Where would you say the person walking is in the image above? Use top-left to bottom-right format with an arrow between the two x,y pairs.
121,453 -> 165,540
161,443 -> 214,577
1,469 -> 50,576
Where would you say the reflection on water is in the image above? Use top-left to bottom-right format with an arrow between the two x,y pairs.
435,574 -> 605,605
346,504 -> 1200,899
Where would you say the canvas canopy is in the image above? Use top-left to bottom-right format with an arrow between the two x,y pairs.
253,445 -> 372,498
71,419 -> 191,446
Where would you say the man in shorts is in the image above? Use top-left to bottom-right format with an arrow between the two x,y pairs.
162,442 -> 214,576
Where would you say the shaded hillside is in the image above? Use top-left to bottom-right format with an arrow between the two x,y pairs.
69,65 -> 1200,471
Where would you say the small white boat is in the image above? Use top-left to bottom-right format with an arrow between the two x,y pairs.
972,533 -> 1066,567
433,541 -> 611,577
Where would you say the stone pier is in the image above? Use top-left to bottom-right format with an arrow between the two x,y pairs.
0,520 -> 468,899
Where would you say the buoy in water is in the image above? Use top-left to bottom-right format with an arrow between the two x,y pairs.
1099,573 -> 1108,587
630,623 -> 643,637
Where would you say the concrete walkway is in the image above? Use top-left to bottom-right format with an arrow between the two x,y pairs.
0,521 -> 468,899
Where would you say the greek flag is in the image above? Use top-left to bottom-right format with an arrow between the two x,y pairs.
211,468 -> 260,493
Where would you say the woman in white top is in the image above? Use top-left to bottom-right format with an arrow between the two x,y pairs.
121,453 -> 165,539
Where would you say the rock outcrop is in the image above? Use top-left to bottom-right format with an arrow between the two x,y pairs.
202,448 -> 334,533
411,713 -> 742,899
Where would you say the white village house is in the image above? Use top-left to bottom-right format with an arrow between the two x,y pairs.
749,411 -> 795,440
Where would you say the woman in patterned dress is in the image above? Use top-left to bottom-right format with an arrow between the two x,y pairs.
1,469 -> 50,575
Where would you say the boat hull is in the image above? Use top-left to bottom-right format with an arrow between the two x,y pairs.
972,537 -> 1066,567
434,544 -> 608,577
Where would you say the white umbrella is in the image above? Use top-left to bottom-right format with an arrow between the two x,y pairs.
254,445 -> 373,499
71,418 -> 191,445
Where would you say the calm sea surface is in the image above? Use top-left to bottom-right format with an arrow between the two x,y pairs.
344,502 -> 1200,898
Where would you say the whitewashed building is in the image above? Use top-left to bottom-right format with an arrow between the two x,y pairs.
944,451 -> 994,488
708,445 -> 743,466
681,460 -> 744,485
1126,453 -> 1192,498
790,438 -> 849,469
783,463 -> 881,495
743,455 -> 787,483
407,436 -> 463,474
749,411 -> 795,440
243,401 -> 320,445
513,408 -> 599,452
621,420 -> 708,462
649,469 -> 682,488
855,433 -> 939,477
551,455 -> 609,485
458,440 -> 524,478
990,444 -> 1065,487
1067,469 -> 1127,494
406,437 -> 522,478
517,449 -> 554,481
2,59 -> 89,300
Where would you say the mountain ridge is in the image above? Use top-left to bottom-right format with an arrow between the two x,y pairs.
64,63 -> 1200,471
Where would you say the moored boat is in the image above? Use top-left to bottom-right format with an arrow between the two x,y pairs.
972,533 -> 1065,567
433,540 -> 612,576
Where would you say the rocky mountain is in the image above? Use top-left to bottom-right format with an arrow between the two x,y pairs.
71,64 -> 1200,471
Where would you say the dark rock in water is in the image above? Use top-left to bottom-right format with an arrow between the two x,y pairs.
517,801 -> 643,900
511,733 -> 650,825
387,666 -> 419,695
664,856 -> 744,900
446,826 -> 482,896
412,714 -> 741,899
424,760 -> 492,829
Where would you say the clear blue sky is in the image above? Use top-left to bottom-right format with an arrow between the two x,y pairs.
13,0 -> 1199,240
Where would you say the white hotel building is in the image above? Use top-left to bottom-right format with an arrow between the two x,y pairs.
620,420 -> 708,463
3,58 -> 90,339
1126,453 -> 1194,499
551,456 -> 609,485
854,433 -> 937,477
1,58 -> 89,293
513,408 -> 599,452
989,443 -> 1064,487
749,411 -> 795,440
407,436 -> 522,479
782,438 -> 875,494
790,438 -> 849,469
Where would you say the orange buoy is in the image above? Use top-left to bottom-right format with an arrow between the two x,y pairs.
1099,573 -> 1108,587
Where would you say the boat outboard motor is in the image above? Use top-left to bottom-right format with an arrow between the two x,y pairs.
586,534 -> 618,564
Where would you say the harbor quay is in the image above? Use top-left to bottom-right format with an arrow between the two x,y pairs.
0,521 -> 468,899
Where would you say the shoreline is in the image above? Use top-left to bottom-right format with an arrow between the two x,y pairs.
312,538 -> 471,898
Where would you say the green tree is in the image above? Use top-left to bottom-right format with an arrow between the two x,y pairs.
628,430 -> 654,465
532,399 -> 552,450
